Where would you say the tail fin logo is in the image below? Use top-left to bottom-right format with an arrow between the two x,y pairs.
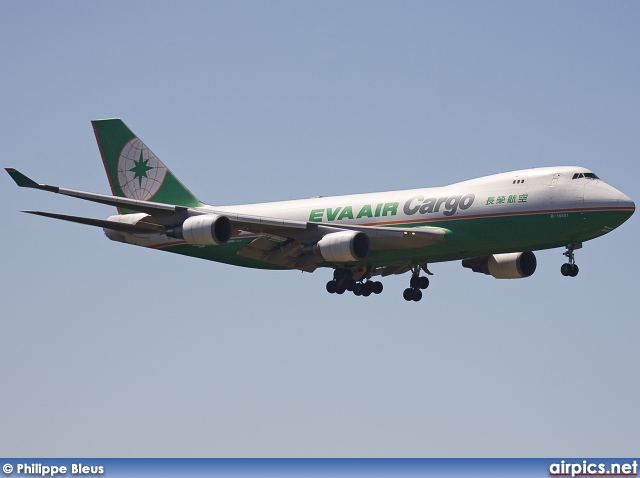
117,138 -> 167,200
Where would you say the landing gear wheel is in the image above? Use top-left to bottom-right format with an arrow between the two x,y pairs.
569,264 -> 579,277
326,280 -> 338,293
403,288 -> 414,301
361,282 -> 373,297
353,283 -> 362,296
372,281 -> 383,294
561,262 -> 579,277
412,289 -> 422,302
418,276 -> 429,289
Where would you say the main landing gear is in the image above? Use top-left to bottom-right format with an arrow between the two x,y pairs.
560,242 -> 581,277
326,268 -> 383,298
326,264 -> 432,301
403,264 -> 430,302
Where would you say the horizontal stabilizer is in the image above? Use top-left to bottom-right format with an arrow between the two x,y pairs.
22,211 -> 163,234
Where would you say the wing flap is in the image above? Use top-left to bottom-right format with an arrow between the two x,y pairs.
236,237 -> 303,268
335,224 -> 450,250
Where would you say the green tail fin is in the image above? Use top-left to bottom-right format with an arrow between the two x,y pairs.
92,119 -> 203,212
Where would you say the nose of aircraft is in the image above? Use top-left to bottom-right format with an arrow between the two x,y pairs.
617,193 -> 635,214
584,180 -> 634,209
582,180 -> 634,230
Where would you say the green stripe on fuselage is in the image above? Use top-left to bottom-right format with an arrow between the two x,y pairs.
152,208 -> 633,270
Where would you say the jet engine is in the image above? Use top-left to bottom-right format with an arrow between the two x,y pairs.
462,251 -> 537,279
104,213 -> 157,243
167,214 -> 231,245
316,230 -> 369,262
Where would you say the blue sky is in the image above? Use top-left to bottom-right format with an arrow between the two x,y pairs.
1,1 -> 638,457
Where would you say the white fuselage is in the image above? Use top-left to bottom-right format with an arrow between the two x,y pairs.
207,166 -> 633,227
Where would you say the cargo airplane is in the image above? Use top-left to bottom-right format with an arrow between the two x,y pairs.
6,119 -> 635,301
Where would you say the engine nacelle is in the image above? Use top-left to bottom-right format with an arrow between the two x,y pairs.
317,231 -> 369,262
169,214 -> 231,245
488,252 -> 537,278
104,213 -> 155,243
462,251 -> 537,279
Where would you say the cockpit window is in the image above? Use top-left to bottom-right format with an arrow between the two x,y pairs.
572,172 -> 600,180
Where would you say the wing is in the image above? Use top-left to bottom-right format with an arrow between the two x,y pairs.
21,210 -> 164,234
6,168 -> 449,271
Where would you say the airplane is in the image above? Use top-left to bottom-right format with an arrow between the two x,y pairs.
6,119 -> 635,301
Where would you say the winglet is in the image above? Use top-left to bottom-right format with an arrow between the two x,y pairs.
5,168 -> 59,192
5,168 -> 39,188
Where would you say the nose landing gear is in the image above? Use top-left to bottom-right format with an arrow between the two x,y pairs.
561,242 -> 581,277
403,264 -> 431,302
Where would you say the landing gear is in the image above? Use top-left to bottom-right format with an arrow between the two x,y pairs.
326,268 -> 383,298
326,268 -> 353,294
353,280 -> 383,297
560,263 -> 579,277
403,287 -> 422,302
326,264 -> 431,301
403,264 -> 430,302
560,242 -> 581,277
